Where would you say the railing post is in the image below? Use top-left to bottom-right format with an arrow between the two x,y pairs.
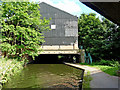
88,53 -> 92,64
79,69 -> 84,90
84,52 -> 86,63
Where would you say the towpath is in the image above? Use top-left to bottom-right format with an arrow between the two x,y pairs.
64,63 -> 120,89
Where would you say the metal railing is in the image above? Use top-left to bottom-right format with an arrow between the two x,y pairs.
79,45 -> 92,64
79,69 -> 85,90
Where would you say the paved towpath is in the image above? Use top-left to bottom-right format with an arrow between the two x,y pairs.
64,63 -> 120,89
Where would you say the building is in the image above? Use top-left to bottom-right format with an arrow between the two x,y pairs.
39,2 -> 79,55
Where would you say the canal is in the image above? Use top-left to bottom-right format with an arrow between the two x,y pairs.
3,64 -> 83,89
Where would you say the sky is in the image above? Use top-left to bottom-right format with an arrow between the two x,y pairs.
31,0 -> 102,18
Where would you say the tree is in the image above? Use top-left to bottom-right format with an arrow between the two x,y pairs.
0,1 -> 51,63
101,18 -> 120,60
78,13 -> 120,61
78,13 -> 105,60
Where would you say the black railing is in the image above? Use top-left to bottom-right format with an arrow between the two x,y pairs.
79,69 -> 85,90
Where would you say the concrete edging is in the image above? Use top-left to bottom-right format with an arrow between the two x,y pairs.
64,62 -> 85,89
64,62 -> 85,71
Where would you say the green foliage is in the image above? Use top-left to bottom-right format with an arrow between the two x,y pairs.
95,65 -> 118,76
95,59 -> 113,66
80,60 -> 120,76
110,61 -> 120,70
78,13 -> 105,60
83,71 -> 92,89
0,1 -> 51,63
78,13 -> 120,60
81,59 -> 119,67
101,19 -> 120,60
58,55 -> 64,59
0,57 -> 24,84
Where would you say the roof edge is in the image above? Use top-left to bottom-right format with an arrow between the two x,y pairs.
39,2 -> 78,18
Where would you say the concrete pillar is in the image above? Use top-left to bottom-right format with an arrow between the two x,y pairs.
80,49 -> 85,63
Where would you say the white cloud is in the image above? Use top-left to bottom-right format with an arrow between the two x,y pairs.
38,0 -> 82,16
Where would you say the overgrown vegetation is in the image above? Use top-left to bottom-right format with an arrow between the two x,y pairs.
78,13 -> 120,61
0,1 -> 51,89
92,65 -> 118,76
78,13 -> 120,77
0,1 -> 50,64
0,57 -> 24,89
83,71 -> 92,89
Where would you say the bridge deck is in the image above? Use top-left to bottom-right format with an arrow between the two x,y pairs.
39,45 -> 79,54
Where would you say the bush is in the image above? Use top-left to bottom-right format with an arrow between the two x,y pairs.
58,55 -> 64,59
92,59 -> 114,66
0,1 -> 51,63
0,57 -> 24,84
110,61 -> 120,70
80,59 -> 114,66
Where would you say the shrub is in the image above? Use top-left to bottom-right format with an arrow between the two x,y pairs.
95,59 -> 113,66
58,55 -> 64,59
110,61 -> 120,70
0,57 -> 24,84
0,1 -> 51,64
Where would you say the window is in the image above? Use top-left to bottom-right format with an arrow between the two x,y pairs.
51,25 -> 56,29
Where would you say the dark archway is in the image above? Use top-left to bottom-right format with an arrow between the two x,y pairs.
31,54 -> 63,64
29,54 -> 80,64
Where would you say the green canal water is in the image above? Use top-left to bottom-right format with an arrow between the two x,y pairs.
3,64 -> 83,88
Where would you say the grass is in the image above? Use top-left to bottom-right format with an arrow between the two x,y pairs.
0,57 -> 24,87
80,63 -> 119,76
80,62 -> 119,89
89,65 -> 118,76
82,71 -> 92,89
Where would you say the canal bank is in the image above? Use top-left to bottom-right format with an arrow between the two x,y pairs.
1,54 -> 86,89
64,63 -> 120,89
0,57 -> 24,90
64,62 -> 92,89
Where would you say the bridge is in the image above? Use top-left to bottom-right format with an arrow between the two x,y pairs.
40,44 -> 79,54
